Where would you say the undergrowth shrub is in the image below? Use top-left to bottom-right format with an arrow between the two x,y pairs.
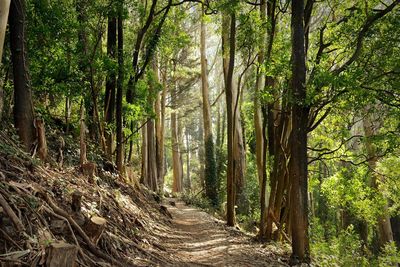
311,225 -> 368,266
378,242 -> 400,267
181,192 -> 212,210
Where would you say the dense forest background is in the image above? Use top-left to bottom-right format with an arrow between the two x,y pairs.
0,0 -> 400,265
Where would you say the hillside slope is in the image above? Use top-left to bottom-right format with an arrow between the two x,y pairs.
0,130 -> 287,266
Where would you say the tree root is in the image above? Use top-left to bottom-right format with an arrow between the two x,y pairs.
36,187 -> 136,267
0,190 -> 25,233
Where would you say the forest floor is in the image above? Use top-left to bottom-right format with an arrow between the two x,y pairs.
0,128 -> 288,266
153,199 -> 289,266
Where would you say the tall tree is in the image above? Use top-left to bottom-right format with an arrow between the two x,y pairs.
171,62 -> 183,193
254,0 -> 266,221
222,9 -> 237,226
104,8 -> 117,159
155,58 -> 166,192
141,72 -> 158,191
363,105 -> 394,248
9,0 -> 36,150
200,5 -> 218,206
116,0 -> 124,173
289,0 -> 310,263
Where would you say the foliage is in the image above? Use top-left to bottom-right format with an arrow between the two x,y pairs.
204,136 -> 219,207
378,242 -> 400,267
311,225 -> 369,267
181,192 -> 212,211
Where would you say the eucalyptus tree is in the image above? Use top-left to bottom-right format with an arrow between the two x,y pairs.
200,4 -> 218,206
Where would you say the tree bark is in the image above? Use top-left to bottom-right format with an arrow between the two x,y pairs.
116,3 -> 124,173
105,13 -> 117,159
171,70 -> 182,193
141,123 -> 148,185
222,11 -> 237,226
45,242 -> 78,267
141,116 -> 158,191
0,0 -> 8,121
200,5 -> 218,206
9,0 -> 36,151
84,216 -> 107,245
36,118 -> 48,161
79,104 -> 87,165
155,59 -> 166,192
0,0 -> 10,61
260,0 -> 278,240
171,110 -> 182,193
255,0 -> 267,238
289,0 -> 310,263
185,127 -> 191,191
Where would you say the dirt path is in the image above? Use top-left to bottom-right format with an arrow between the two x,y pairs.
156,200 -> 288,267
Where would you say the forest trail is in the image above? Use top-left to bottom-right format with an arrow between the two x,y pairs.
156,200 -> 288,267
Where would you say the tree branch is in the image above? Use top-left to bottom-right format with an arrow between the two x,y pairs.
333,0 -> 400,75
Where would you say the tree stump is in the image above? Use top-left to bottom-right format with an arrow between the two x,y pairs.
45,242 -> 78,267
81,162 -> 96,184
35,118 -> 48,161
84,216 -> 107,245
50,219 -> 68,234
71,191 -> 82,213
56,136 -> 65,168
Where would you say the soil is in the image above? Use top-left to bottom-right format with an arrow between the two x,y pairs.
153,200 -> 289,267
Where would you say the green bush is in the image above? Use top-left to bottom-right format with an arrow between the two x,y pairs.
378,242 -> 400,267
311,225 -> 369,267
181,192 -> 212,211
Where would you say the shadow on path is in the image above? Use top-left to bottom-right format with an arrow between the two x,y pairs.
153,199 -> 288,267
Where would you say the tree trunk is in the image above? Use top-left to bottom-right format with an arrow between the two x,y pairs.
105,14 -> 117,159
178,118 -> 185,190
155,59 -> 166,192
0,0 -> 9,121
200,5 -> 218,206
76,0 -> 105,151
116,3 -> 124,173
0,0 -> 10,61
363,106 -> 393,248
289,0 -> 310,263
232,83 -> 246,214
222,11 -> 237,226
79,103 -> 87,165
141,123 -> 148,184
65,95 -> 71,134
171,110 -> 182,193
144,118 -> 158,191
45,242 -> 78,267
216,100 -> 226,188
255,0 -> 267,238
36,118 -> 48,161
260,0 -> 278,240
171,72 -> 182,193
9,0 -> 36,151
185,128 -> 191,191
84,216 -> 107,245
